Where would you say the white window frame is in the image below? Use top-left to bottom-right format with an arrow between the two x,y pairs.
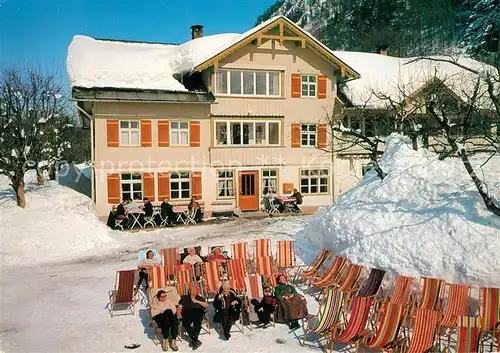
215,69 -> 281,97
300,169 -> 329,194
170,121 -> 190,146
119,120 -> 141,146
214,120 -> 281,146
301,124 -> 317,147
170,172 -> 191,200
217,170 -> 234,198
343,116 -> 376,137
301,75 -> 317,97
262,169 -> 278,195
120,173 -> 143,201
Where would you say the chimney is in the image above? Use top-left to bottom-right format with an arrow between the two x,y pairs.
191,25 -> 204,39
378,45 -> 389,56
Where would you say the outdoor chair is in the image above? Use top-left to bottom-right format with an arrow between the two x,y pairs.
108,269 -> 137,317
379,275 -> 415,306
357,268 -> 386,298
114,217 -> 124,230
269,199 -> 281,214
276,240 -> 296,271
293,249 -> 333,285
479,287 -> 500,351
309,256 -> 348,291
245,274 -> 267,329
392,308 -> 441,353
440,283 -> 471,345
185,207 -> 197,225
143,215 -> 156,228
442,316 -> 481,353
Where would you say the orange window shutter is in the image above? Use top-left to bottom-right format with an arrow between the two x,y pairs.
318,124 -> 327,148
141,120 -> 152,147
143,173 -> 155,201
318,75 -> 327,99
158,120 -> 170,147
106,120 -> 119,147
291,74 -> 301,98
191,171 -> 202,200
291,123 -> 301,148
190,121 -> 200,147
158,173 -> 170,200
107,173 -> 121,204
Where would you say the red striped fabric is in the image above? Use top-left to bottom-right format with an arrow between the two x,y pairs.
456,326 -> 480,353
176,270 -> 192,296
390,276 -> 415,305
337,264 -> 363,291
160,248 -> 178,275
175,263 -> 191,272
255,239 -> 270,258
481,287 -> 500,331
335,296 -> 374,342
256,256 -> 274,276
313,256 -> 347,287
151,266 -> 169,289
228,259 -> 246,289
245,275 -> 263,298
116,270 -> 135,304
440,284 -> 470,327
277,240 -> 294,268
366,303 -> 405,349
406,309 -> 439,353
204,261 -> 221,293
301,249 -> 331,278
232,242 -> 248,260
419,277 -> 445,310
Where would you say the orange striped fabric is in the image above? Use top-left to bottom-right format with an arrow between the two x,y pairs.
456,316 -> 481,353
313,256 -> 347,287
203,261 -> 221,294
300,249 -> 331,278
176,269 -> 192,296
232,242 -> 248,260
228,277 -> 246,290
277,240 -> 294,268
440,284 -> 470,327
419,277 -> 445,310
366,303 -> 405,349
389,275 -> 415,305
116,270 -> 135,304
175,263 -> 191,272
227,259 -> 246,289
335,296 -> 374,343
337,264 -> 363,291
481,287 -> 500,331
256,256 -> 274,276
255,239 -> 270,258
245,275 -> 264,298
160,248 -> 179,275
458,315 -> 481,328
406,309 -> 440,353
151,266 -> 169,289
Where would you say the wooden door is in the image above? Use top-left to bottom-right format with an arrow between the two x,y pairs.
238,171 -> 259,211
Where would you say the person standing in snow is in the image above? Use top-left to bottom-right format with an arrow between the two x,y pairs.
136,250 -> 158,291
213,282 -> 242,340
177,283 -> 208,350
150,290 -> 179,351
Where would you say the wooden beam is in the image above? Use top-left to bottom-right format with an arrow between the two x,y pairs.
279,22 -> 284,46
260,34 -> 303,41
257,35 -> 262,46
301,38 -> 306,48
213,60 -> 218,70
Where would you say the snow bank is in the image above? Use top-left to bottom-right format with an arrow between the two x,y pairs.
304,134 -> 500,287
0,182 -> 117,267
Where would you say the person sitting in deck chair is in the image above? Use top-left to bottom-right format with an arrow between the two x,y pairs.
151,289 -> 179,351
274,274 -> 308,330
188,196 -> 203,223
207,247 -> 227,263
137,250 -> 159,291
291,188 -> 303,213
251,284 -> 277,328
177,283 -> 208,350
213,281 -> 242,340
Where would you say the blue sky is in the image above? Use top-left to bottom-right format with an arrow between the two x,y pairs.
0,0 -> 277,90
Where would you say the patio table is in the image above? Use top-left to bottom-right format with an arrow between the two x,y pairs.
275,196 -> 297,212
127,208 -> 145,229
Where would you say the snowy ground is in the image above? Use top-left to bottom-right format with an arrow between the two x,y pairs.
1,216 -> 327,353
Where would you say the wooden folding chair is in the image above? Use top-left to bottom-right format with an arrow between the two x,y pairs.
254,239 -> 271,259
202,261 -> 222,299
175,267 -> 195,296
337,264 -> 364,292
302,289 -> 346,349
294,249 -> 333,286
227,258 -> 248,288
393,309 -> 441,353
245,274 -> 266,329
231,242 -> 249,260
357,268 -> 386,298
226,275 -> 247,333
160,248 -> 179,284
109,269 -> 137,317
150,266 -> 170,291
382,275 -> 415,306
310,256 -> 348,289
442,316 -> 481,353
479,287 -> 500,350
255,256 -> 275,277
276,240 -> 296,270
440,283 -> 471,345
329,296 -> 375,353
414,276 -> 446,311
357,302 -> 406,353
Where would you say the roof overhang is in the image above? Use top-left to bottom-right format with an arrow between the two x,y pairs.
193,16 -> 360,80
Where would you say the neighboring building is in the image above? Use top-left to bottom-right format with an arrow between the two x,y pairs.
68,16 -> 360,217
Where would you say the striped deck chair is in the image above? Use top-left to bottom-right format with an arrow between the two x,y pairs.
415,277 -> 446,311
479,287 -> 500,348
394,309 -> 441,353
175,269 -> 194,296
302,289 -> 346,348
329,296 -> 374,353
202,261 -> 222,298
385,275 -> 415,306
357,268 -> 386,298
227,259 -> 247,292
276,240 -> 295,269
337,264 -> 364,292
440,283 -> 471,329
232,242 -> 248,260
245,274 -> 266,329
150,266 -> 170,290
255,256 -> 275,277
109,269 -> 137,317
254,239 -> 271,258
442,316 -> 481,353
160,248 -> 179,282
310,256 -> 347,289
359,302 -> 406,353
295,249 -> 332,279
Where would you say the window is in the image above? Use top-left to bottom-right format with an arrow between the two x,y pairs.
170,121 -> 189,145
300,169 -> 329,194
217,171 -> 234,198
343,116 -> 375,136
301,75 -> 317,97
119,121 -> 140,146
301,124 -> 317,146
170,172 -> 190,200
215,121 -> 281,146
121,173 -> 142,200
262,170 -> 278,195
215,70 -> 281,96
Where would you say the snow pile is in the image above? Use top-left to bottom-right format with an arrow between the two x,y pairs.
0,182 -> 117,266
304,134 -> 500,287
333,51 -> 496,109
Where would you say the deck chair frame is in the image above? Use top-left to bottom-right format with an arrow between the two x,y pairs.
109,269 -> 137,317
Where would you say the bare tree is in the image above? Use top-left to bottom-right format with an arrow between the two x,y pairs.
0,68 -> 70,207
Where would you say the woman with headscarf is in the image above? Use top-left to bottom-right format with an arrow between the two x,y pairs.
213,281 -> 242,340
150,290 -> 179,351
274,274 -> 308,330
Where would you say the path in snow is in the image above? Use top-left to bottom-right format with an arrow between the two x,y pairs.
1,216 -> 332,353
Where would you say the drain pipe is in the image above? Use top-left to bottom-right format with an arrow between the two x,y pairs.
74,102 -> 96,203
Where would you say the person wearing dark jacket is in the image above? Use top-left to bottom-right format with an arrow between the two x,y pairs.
177,283 -> 208,350
291,188 -> 303,213
142,197 -> 154,217
159,197 -> 175,225
251,285 -> 277,327
213,282 -> 242,340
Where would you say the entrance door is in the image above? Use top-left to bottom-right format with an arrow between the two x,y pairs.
238,171 -> 259,211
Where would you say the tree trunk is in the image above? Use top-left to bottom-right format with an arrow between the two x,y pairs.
411,135 -> 418,151
459,151 -> 500,217
12,178 -> 26,208
36,165 -> 45,185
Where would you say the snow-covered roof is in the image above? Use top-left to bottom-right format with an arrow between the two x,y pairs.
334,51 -> 496,109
